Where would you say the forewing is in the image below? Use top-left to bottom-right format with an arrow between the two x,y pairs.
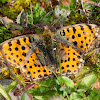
0,34 -> 52,82
55,24 -> 98,76
56,24 -> 98,52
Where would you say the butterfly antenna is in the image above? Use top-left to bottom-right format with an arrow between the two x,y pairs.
24,19 -> 43,30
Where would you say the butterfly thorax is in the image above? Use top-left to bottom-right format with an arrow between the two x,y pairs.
42,26 -> 56,68
43,31 -> 53,51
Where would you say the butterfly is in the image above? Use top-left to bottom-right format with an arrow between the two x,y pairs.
0,24 -> 99,82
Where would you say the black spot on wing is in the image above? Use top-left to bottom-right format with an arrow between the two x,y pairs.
38,70 -> 41,72
60,30 -> 65,36
15,47 -> 18,51
38,75 -> 42,78
84,37 -> 87,39
34,64 -> 37,67
8,41 -> 12,46
91,31 -> 93,33
62,30 -> 65,36
73,41 -> 77,46
68,57 -> 70,61
11,53 -> 13,55
22,52 -> 26,57
43,69 -> 46,72
44,74 -> 48,77
27,61 -> 29,63
62,66 -> 64,69
29,66 -> 32,68
19,58 -> 22,62
73,52 -> 75,55
28,37 -> 32,43
8,48 -> 12,51
16,55 -> 19,57
24,65 -> 27,68
81,41 -> 83,43
21,46 -> 25,50
78,34 -> 81,37
8,57 -> 11,60
80,45 -> 83,48
87,25 -> 92,30
66,65 -> 69,67
27,71 -> 31,75
17,40 -> 21,45
72,35 -> 75,39
32,37 -> 34,41
61,60 -> 63,63
79,25 -> 84,30
33,72 -> 35,74
73,27 -> 76,33
67,28 -> 69,32
23,38 -> 26,42
67,69 -> 71,73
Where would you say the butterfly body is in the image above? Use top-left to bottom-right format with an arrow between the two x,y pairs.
0,24 -> 99,82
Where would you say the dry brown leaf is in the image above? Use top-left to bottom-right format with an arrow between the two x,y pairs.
0,16 -> 14,25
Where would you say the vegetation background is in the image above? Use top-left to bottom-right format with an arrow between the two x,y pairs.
0,0 -> 100,100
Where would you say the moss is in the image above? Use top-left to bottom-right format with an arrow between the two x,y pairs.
0,6 -> 19,20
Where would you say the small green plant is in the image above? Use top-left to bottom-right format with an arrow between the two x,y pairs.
0,24 -> 15,43
28,3 -> 46,24
0,0 -> 9,3
0,81 -> 18,100
0,0 -> 100,100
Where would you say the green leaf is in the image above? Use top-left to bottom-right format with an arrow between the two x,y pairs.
60,86 -> 71,97
0,80 -> 17,98
34,96 -> 44,100
93,95 -> 100,100
0,29 -> 3,33
62,76 -> 74,88
70,0 -> 76,10
87,89 -> 100,100
91,89 -> 100,100
42,10 -> 54,19
28,78 -> 56,98
5,80 -> 18,93
0,84 -> 11,100
0,0 -> 9,3
79,73 -> 97,89
42,10 -> 54,23
32,3 -> 46,23
91,0 -> 100,3
70,92 -> 82,100
85,5 -> 95,10
29,89 -> 56,99
39,78 -> 55,93
21,92 -> 28,100
77,89 -> 87,93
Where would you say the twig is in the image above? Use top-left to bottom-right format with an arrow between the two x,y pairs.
24,19 -> 43,30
